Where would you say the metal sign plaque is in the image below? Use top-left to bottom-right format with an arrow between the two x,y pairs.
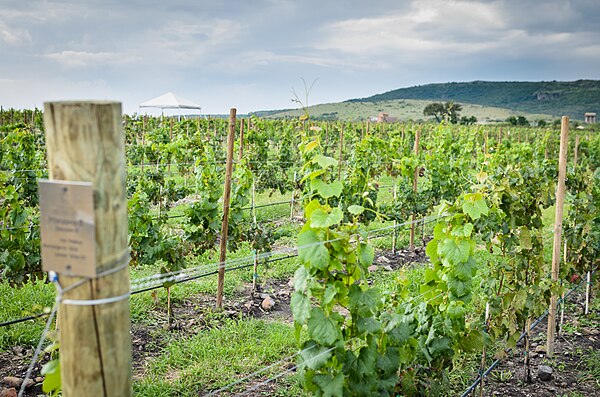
38,180 -> 96,277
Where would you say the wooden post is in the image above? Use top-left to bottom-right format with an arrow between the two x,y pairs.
409,129 -> 421,250
168,118 -> 174,173
141,117 -> 146,173
238,118 -> 244,162
252,250 -> 259,292
547,116 -> 569,356
290,171 -> 297,221
478,302 -> 490,397
43,101 -> 131,396
392,185 -> 397,254
585,272 -> 591,315
338,126 -> 344,181
216,108 -> 236,308
574,135 -> 580,168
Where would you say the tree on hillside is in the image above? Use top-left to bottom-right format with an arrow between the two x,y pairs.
460,115 -> 477,125
506,115 -> 530,126
423,102 -> 445,122
423,101 -> 463,124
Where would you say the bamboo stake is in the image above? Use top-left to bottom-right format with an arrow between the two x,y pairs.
392,185 -> 397,254
290,171 -> 297,221
43,101 -> 131,397
216,109 -> 237,309
252,179 -> 257,225
478,303 -> 490,397
252,250 -> 258,292
141,117 -> 146,172
523,318 -> 532,382
547,116 -> 569,356
238,118 -> 244,162
168,118 -> 174,173
574,135 -> 580,169
560,241 -> 567,334
409,129 -> 421,250
585,272 -> 591,315
338,126 -> 344,181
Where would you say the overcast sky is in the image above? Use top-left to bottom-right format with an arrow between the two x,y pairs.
1,0 -> 599,115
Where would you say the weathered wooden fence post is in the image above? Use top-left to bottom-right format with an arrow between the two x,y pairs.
547,116 -> 569,356
216,108 -> 236,308
409,129 -> 421,250
43,101 -> 131,397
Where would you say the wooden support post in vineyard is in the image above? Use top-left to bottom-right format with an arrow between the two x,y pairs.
216,108 -> 236,309
392,185 -> 397,254
141,116 -> 146,172
574,135 -> 580,170
168,118 -> 174,173
43,101 -> 131,396
338,126 -> 344,181
290,171 -> 297,221
238,118 -> 244,162
547,116 -> 569,356
409,129 -> 421,250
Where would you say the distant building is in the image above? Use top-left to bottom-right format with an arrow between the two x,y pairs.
376,112 -> 398,123
585,112 -> 596,124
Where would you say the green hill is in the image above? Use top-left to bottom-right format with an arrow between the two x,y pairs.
349,80 -> 600,120
257,99 -> 552,122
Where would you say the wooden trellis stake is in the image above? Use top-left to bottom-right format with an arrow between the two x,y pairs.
216,108 -> 236,308
43,101 -> 131,396
547,116 -> 569,356
409,129 -> 421,250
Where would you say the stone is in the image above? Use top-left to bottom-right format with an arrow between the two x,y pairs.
34,377 -> 44,383
261,296 -> 275,311
377,256 -> 390,264
538,365 -> 553,381
535,345 -> 546,353
1,378 -> 21,389
367,265 -> 378,272
259,293 -> 271,300
383,265 -> 394,272
0,388 -> 17,397
22,379 -> 34,389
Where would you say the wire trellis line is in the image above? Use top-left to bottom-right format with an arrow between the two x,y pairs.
0,214 -> 435,328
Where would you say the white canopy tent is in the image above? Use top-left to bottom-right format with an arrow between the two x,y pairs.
139,92 -> 202,118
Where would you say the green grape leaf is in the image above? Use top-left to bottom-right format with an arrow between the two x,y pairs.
41,359 -> 61,394
358,243 -> 374,267
312,179 -> 343,198
347,204 -> 365,215
314,154 -> 338,169
310,207 -> 343,229
300,340 -> 332,370
291,291 -> 311,324
307,307 -> 339,346
313,372 -> 344,397
439,237 -> 471,265
462,192 -> 489,220
298,229 -> 330,270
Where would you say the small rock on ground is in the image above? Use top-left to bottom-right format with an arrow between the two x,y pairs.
0,388 -> 17,397
1,378 -> 21,389
538,365 -> 553,381
261,296 -> 275,311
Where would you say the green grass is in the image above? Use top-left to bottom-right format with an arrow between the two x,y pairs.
264,99 -> 552,123
133,318 -> 307,396
0,278 -> 55,349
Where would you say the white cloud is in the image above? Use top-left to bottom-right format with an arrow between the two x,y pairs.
0,22 -> 32,46
45,51 -> 139,68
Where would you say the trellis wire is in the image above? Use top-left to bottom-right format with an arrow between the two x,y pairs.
459,271 -> 594,397
0,215 -> 435,328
